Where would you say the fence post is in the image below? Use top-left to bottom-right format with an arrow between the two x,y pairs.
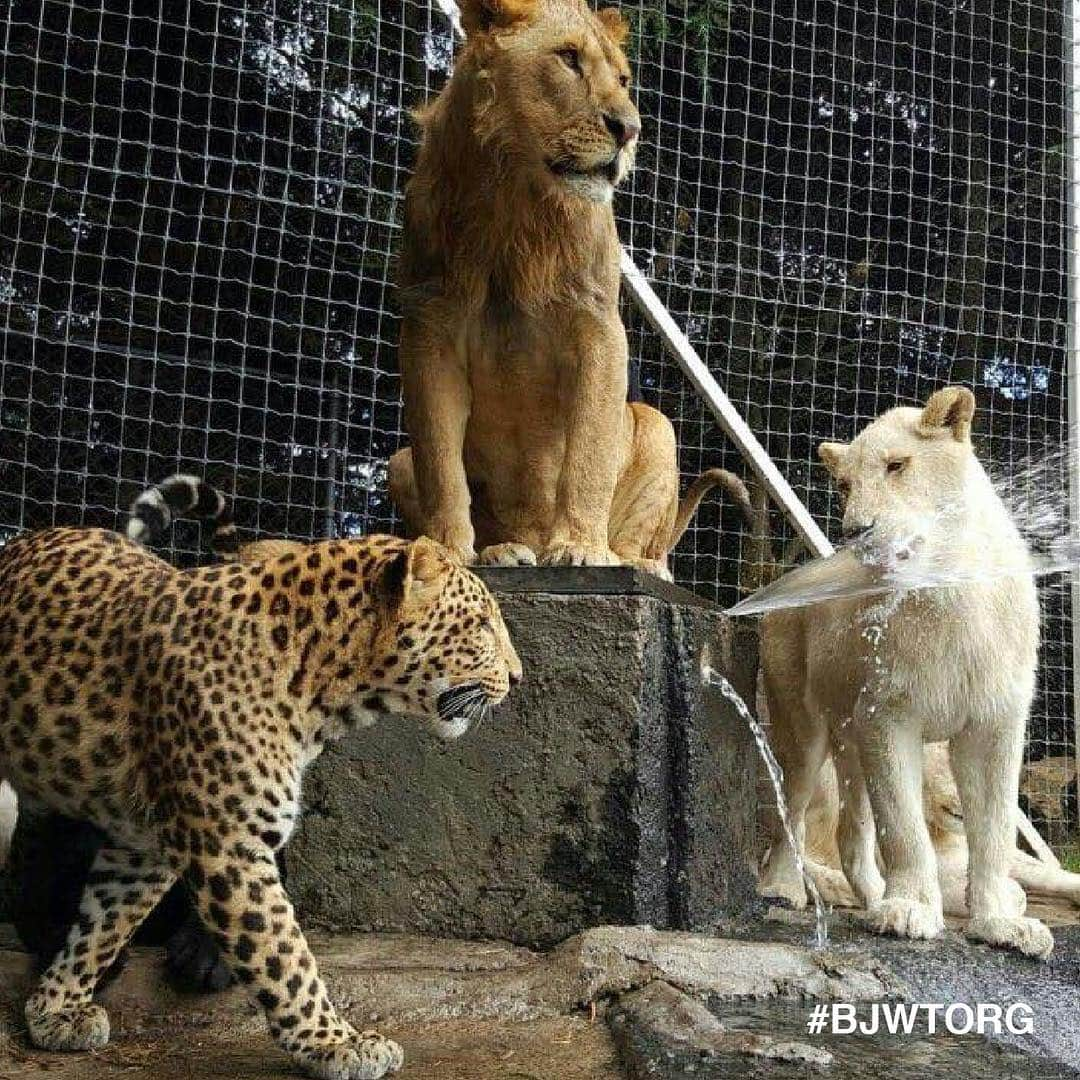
1067,0 -> 1080,855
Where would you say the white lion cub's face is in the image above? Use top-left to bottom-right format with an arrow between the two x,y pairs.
817,386 -> 980,564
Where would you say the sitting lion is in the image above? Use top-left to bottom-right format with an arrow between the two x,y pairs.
389,0 -> 743,578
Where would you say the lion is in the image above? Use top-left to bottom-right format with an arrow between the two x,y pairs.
388,0 -> 746,578
798,744 -> 1080,917
756,386 -> 1053,958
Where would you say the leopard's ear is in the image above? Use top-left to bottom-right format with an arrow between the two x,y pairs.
376,547 -> 411,610
459,0 -> 537,34
378,538 -> 452,612
597,8 -> 630,45
405,536 -> 451,584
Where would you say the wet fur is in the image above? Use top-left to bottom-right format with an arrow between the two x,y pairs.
801,744 -> 1080,916
758,387 -> 1052,959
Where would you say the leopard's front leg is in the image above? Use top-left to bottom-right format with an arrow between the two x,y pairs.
185,845 -> 402,1080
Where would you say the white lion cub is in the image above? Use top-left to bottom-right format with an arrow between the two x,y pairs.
758,386 -> 1052,959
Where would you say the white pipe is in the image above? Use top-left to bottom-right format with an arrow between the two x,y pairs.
620,251 -> 834,558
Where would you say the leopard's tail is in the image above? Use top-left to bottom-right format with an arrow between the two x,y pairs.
0,780 -> 16,870
668,468 -> 754,549
126,474 -> 239,559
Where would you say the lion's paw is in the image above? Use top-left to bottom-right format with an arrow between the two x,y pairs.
847,860 -> 886,909
622,556 -> 673,581
25,1000 -> 110,1052
966,915 -> 1053,960
303,1030 -> 404,1080
540,542 -> 621,568
477,543 -> 538,567
758,869 -> 808,910
867,897 -> 943,940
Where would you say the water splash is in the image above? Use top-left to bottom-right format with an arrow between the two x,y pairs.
700,644 -> 828,948
729,444 -> 1080,618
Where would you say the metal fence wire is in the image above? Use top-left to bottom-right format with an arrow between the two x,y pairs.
0,0 -> 1076,843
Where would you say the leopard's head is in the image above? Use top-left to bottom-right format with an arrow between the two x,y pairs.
358,537 -> 522,738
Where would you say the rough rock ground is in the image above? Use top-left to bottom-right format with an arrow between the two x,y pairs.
0,924 -> 894,1079
3,918 -> 1078,1079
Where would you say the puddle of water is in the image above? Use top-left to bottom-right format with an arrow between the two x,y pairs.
697,1001 -> 1076,1080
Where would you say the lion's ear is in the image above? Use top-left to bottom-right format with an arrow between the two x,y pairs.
919,386 -> 975,443
459,0 -> 537,34
597,8 -> 630,45
817,442 -> 848,476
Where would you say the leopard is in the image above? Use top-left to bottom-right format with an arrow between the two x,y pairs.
0,514 -> 521,1078
8,475 -> 320,993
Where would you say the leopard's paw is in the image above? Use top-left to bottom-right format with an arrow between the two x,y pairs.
25,1000 -> 110,1051
165,917 -> 234,992
302,1030 -> 404,1080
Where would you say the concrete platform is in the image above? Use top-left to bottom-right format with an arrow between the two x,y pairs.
285,568 -> 761,945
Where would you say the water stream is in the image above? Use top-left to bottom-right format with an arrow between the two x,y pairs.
699,644 -> 829,948
728,443 -> 1080,618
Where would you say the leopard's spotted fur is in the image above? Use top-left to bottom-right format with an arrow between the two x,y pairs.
0,526 -> 521,1079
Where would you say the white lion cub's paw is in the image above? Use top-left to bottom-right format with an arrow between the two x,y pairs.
867,897 -> 944,940
966,916 -> 1053,960
758,855 -> 808,909
845,857 -> 886,909
477,542 -> 538,567
1002,877 -> 1027,918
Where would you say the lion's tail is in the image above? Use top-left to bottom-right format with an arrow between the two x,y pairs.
668,468 -> 754,549
126,474 -> 239,559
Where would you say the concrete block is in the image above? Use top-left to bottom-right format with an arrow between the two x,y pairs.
286,568 -> 760,945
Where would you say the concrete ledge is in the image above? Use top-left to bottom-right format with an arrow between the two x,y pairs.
287,574 -> 761,944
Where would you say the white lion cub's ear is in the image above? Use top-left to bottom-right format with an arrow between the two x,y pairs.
817,441 -> 848,476
919,386 -> 975,443
459,0 -> 537,34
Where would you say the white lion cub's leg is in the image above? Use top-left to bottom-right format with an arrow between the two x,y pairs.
758,710 -> 829,910
832,736 -> 885,908
951,721 -> 1053,959
860,716 -> 943,940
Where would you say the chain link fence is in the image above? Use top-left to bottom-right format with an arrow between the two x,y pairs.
0,0 -> 1076,842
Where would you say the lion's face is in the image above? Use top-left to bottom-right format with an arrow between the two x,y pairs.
470,0 -> 640,204
818,387 -> 979,563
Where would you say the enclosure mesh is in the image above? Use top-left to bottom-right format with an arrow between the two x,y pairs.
0,0 -> 1075,842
